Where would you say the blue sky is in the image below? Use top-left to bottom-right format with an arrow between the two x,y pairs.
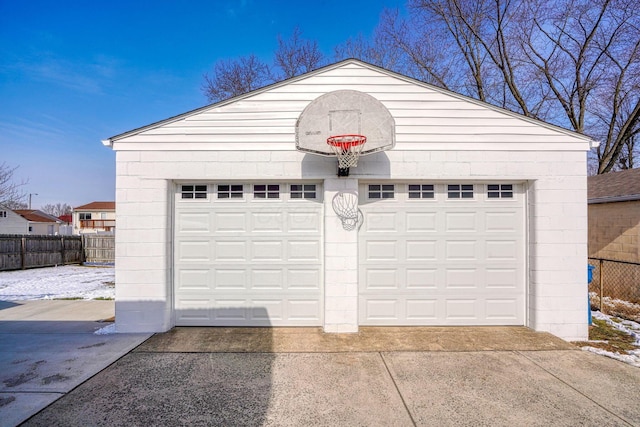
0,0 -> 405,208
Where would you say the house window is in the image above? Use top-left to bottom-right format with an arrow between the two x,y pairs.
488,184 -> 514,199
291,184 -> 316,199
254,184 -> 280,199
369,184 -> 395,199
181,184 -> 208,199
0,211 -> 6,218
408,184 -> 435,199
448,184 -> 474,199
28,226 -> 33,232
217,184 -> 243,199
79,213 -> 92,220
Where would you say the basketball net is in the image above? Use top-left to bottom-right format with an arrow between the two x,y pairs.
327,135 -> 367,169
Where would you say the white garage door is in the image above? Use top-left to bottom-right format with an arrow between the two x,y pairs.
359,182 -> 525,325
174,182 -> 323,326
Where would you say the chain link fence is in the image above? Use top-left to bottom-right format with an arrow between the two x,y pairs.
588,258 -> 640,322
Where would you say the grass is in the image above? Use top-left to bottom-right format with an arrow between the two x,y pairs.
93,297 -> 114,300
573,318 -> 637,354
54,297 -> 84,300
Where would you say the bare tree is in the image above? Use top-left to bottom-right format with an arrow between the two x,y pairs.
274,27 -> 326,79
520,0 -> 640,173
334,11 -> 407,73
390,0 -> 640,173
41,203 -> 72,217
202,54 -> 273,103
0,162 -> 28,209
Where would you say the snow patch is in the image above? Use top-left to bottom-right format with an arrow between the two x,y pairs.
94,324 -> 117,335
582,311 -> 640,367
0,265 -> 115,301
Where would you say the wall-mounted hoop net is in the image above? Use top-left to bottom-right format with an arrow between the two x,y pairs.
332,191 -> 363,231
327,134 -> 367,169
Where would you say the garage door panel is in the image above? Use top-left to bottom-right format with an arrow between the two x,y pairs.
406,300 -> 438,320
287,241 -> 320,261
288,300 -> 322,320
406,212 -> 437,232
363,299 -> 400,321
251,212 -> 285,232
445,299 -> 478,320
251,241 -> 283,261
486,240 -> 518,260
287,269 -> 321,289
177,213 -> 211,232
445,240 -> 477,260
251,269 -> 284,289
406,268 -> 437,289
365,240 -> 398,261
288,212 -> 321,232
214,241 -> 246,261
177,269 -> 211,290
485,299 -> 519,320
213,212 -> 246,232
176,299 -> 212,322
177,241 -> 211,262
485,268 -> 518,288
445,268 -> 479,288
445,212 -> 477,232
213,269 -> 246,289
360,182 -> 524,326
365,269 -> 399,290
363,212 -> 397,231
406,240 -> 437,260
175,182 -> 323,327
485,211 -> 519,232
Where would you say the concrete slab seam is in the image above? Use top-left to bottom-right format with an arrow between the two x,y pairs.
515,351 -> 635,427
379,352 -> 417,427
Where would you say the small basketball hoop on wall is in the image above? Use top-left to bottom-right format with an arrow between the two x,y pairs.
327,134 -> 367,177
332,191 -> 363,231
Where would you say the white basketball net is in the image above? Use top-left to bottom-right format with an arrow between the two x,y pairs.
327,135 -> 367,169
332,191 -> 363,231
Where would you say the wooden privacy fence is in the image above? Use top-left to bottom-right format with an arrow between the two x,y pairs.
0,235 -> 83,271
0,234 -> 115,271
82,234 -> 115,264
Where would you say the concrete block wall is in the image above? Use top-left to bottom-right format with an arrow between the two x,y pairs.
588,201 -> 640,263
114,148 -> 589,340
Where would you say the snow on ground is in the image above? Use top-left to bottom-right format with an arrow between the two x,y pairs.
0,265 -> 115,301
581,311 -> 640,368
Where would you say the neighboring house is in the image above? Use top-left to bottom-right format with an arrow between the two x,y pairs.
588,168 -> 640,263
58,214 -> 73,236
72,202 -> 116,234
0,206 -> 63,235
102,59 -> 595,341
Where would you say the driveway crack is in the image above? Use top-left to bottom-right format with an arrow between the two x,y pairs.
379,352 -> 417,427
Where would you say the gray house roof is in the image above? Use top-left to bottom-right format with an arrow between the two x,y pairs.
588,168 -> 640,204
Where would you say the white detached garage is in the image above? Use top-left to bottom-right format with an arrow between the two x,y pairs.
103,59 -> 594,341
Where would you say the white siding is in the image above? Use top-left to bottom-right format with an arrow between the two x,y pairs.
110,62 -> 591,152
0,209 -> 28,234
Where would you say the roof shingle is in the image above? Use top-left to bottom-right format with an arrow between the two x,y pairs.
587,168 -> 640,202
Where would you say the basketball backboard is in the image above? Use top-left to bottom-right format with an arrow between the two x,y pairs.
295,90 -> 395,157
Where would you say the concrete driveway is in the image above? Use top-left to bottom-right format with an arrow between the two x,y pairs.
0,301 -> 150,427
7,324 -> 640,427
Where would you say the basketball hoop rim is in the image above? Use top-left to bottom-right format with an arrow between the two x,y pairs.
326,134 -> 367,148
